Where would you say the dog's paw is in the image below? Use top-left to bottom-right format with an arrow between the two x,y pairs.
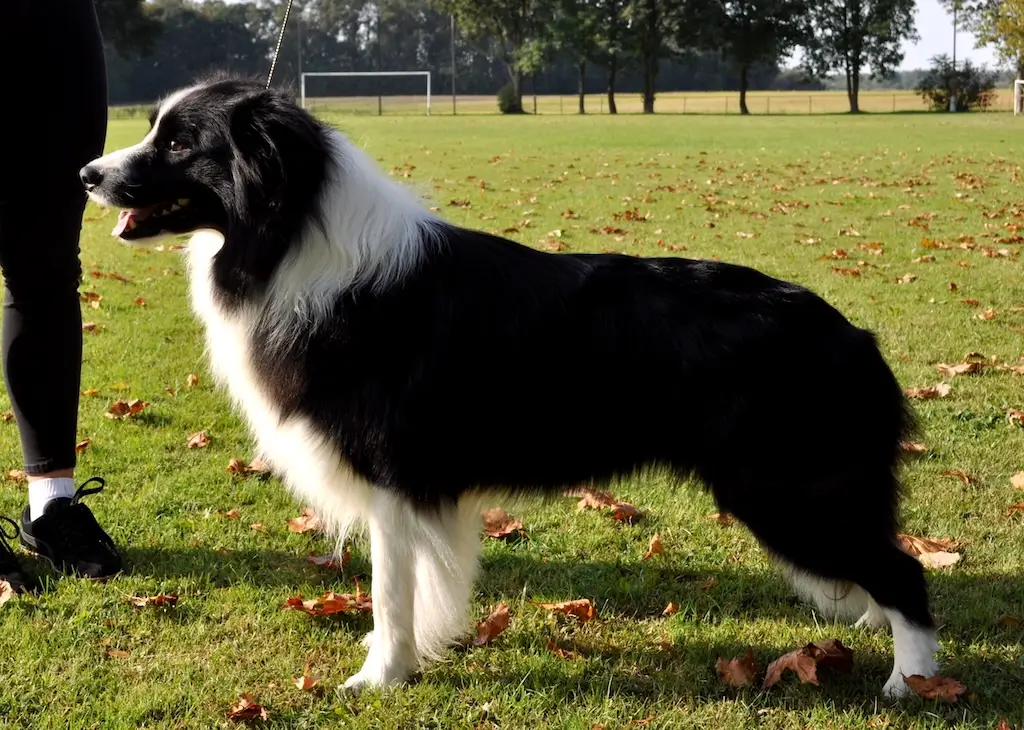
882,662 -> 940,700
853,604 -> 888,631
341,663 -> 413,696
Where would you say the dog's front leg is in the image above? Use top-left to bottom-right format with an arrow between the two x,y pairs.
343,494 -> 419,694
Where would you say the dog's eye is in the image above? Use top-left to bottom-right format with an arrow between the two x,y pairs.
168,139 -> 189,153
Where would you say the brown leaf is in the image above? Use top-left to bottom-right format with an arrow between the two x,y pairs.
481,508 -> 524,540
1007,504 -> 1024,517
0,580 -> 14,606
474,603 -> 511,646
293,672 -> 321,691
900,441 -> 929,454
662,601 -> 680,616
995,719 -> 1013,730
128,594 -> 179,608
1008,409 -> 1024,427
228,694 -> 268,721
898,534 -> 957,556
566,486 -> 618,511
6,469 -> 27,484
936,362 -> 982,377
105,399 -> 149,420
533,598 -> 596,623
287,507 -> 322,534
546,638 -> 578,660
903,674 -> 967,702
896,273 -> 918,284
307,551 -> 349,569
228,457 -> 271,478
186,373 -> 199,387
976,308 -> 998,321
0,411 -> 13,422
961,298 -> 981,307
642,533 -> 663,560
762,646 -> 821,688
716,648 -> 758,687
282,585 -> 372,616
105,648 -> 131,659
1011,472 -> 1024,490
186,431 -> 211,449
82,322 -> 100,334
610,501 -> 641,523
706,512 -> 735,526
941,468 -> 977,485
250,523 -> 268,533
81,388 -> 100,397
133,297 -> 146,307
809,639 -> 854,673
248,457 -> 270,474
904,383 -> 951,399
223,508 -> 241,520
918,551 -> 962,569
75,438 -> 91,454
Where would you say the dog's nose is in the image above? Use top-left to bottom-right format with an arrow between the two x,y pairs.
79,164 -> 104,190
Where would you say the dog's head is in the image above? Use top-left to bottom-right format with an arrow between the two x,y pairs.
81,76 -> 329,247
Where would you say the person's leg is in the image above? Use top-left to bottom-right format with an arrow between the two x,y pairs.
0,0 -> 121,581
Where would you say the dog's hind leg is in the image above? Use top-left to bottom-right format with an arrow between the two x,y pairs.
343,493 -> 420,693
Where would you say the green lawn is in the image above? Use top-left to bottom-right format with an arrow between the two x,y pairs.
1,111 -> 1022,729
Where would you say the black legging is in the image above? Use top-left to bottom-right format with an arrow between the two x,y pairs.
0,0 -> 108,475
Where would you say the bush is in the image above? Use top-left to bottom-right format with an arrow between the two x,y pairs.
496,84 -> 523,114
916,55 -> 998,112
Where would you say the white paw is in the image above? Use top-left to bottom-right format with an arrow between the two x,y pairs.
341,649 -> 418,695
361,630 -> 375,649
854,607 -> 888,631
882,660 -> 940,699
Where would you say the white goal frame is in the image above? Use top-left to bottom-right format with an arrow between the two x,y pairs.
1015,79 -> 1023,116
300,71 -> 432,115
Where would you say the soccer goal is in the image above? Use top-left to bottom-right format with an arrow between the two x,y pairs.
300,72 -> 431,115
1015,79 -> 1023,116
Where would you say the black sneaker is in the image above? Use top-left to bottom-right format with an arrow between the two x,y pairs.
1,515 -> 39,594
20,477 -> 122,580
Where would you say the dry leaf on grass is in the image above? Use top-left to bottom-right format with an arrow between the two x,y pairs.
75,438 -> 90,454
566,486 -> 617,511
474,603 -> 511,646
941,468 -> 977,485
287,507 -> 323,534
1008,409 -> 1024,427
128,594 -> 179,608
293,670 -> 321,691
762,639 -> 853,689
896,273 -> 917,284
307,551 -> 349,569
81,388 -> 100,397
480,508 -> 524,540
283,583 -> 372,616
716,648 -> 758,687
186,431 -> 210,449
995,719 -> 1013,730
105,399 -> 149,419
186,373 -> 199,387
706,512 -> 735,526
898,534 -> 961,569
222,508 -> 241,520
900,441 -> 929,454
227,457 -> 270,478
610,502 -> 641,523
936,362 -> 982,377
662,602 -> 679,616
250,523 -> 268,533
904,383 -> 951,400
1007,504 -> 1024,517
0,580 -> 15,606
0,411 -> 14,422
642,534 -> 663,560
5,469 -> 27,484
533,598 -> 596,623
105,648 -> 131,659
546,638 -> 578,660
228,694 -> 268,721
903,674 -> 967,702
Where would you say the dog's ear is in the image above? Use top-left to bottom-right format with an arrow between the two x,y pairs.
229,89 -> 324,164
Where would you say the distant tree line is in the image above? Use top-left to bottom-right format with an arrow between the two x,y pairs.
96,0 -> 1014,114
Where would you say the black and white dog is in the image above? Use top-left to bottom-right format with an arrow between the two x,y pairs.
81,76 -> 939,696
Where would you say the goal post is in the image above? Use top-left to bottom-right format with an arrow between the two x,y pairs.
1015,79 -> 1023,116
300,72 -> 431,115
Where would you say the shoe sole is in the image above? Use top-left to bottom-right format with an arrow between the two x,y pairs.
19,531 -> 120,583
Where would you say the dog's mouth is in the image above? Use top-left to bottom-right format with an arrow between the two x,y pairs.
110,193 -> 224,241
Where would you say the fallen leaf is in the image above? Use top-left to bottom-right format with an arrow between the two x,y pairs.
186,431 -> 211,449
898,534 -> 957,555
1007,504 -> 1024,517
997,615 -> 1021,629
0,580 -> 14,606
900,441 -> 929,454
533,598 -> 596,623
762,640 -> 853,689
223,508 -> 241,520
307,551 -> 349,569
228,694 -> 268,721
81,388 -> 100,397
961,298 -> 981,307
0,411 -> 13,422
896,273 -> 918,284
911,255 -> 936,263
903,674 -> 967,702
474,603 -> 511,646
282,585 -> 372,616
546,638 -> 578,660
642,534 -> 663,560
706,512 -> 735,526
662,602 -> 679,616
247,457 -> 270,474
227,457 -> 271,478
186,373 -> 199,387
75,438 -> 91,454
82,322 -> 99,334
105,399 -> 148,420
250,523 -> 268,533
700,576 -> 718,591
6,470 -> 27,483
133,297 -> 146,307
610,501 -> 641,523
287,507 -> 322,534
903,383 -> 951,399
976,308 -> 997,321
995,719 -> 1012,730
481,508 -> 524,540
105,648 -> 131,659
936,362 -> 982,377
941,468 -> 977,485
128,594 -> 179,608
1011,472 -> 1024,490
293,671 -> 320,691
716,648 -> 758,687
566,486 -> 617,511
1008,409 -> 1024,427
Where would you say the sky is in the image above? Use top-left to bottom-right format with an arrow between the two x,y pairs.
900,0 -> 1000,70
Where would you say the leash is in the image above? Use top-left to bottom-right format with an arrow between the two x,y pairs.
266,0 -> 296,89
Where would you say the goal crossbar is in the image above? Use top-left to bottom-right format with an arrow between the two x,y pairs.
1015,79 -> 1023,116
300,71 -> 431,115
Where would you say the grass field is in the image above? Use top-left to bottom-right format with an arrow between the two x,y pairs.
1,111 -> 1022,729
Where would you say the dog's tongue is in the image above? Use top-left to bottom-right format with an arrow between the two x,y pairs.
111,206 -> 155,237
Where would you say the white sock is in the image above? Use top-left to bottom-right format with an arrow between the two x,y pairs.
28,478 -> 76,522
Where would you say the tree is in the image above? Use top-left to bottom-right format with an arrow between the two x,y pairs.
802,0 -> 918,113
593,0 -> 630,113
701,0 -> 806,115
550,0 -> 602,113
95,0 -> 163,58
436,0 -> 550,113
625,0 -> 683,113
940,0 -> 1024,79
915,54 -> 998,111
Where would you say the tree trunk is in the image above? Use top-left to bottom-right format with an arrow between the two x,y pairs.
607,55 -> 618,115
577,60 -> 586,114
845,63 -> 860,113
738,63 -> 749,116
642,53 -> 657,113
505,64 -> 524,114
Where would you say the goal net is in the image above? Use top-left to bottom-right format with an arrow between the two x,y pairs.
1015,79 -> 1023,116
300,72 -> 432,116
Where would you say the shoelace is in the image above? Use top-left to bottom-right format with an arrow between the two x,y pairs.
0,515 -> 22,561
52,477 -> 117,556
70,476 -> 106,505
